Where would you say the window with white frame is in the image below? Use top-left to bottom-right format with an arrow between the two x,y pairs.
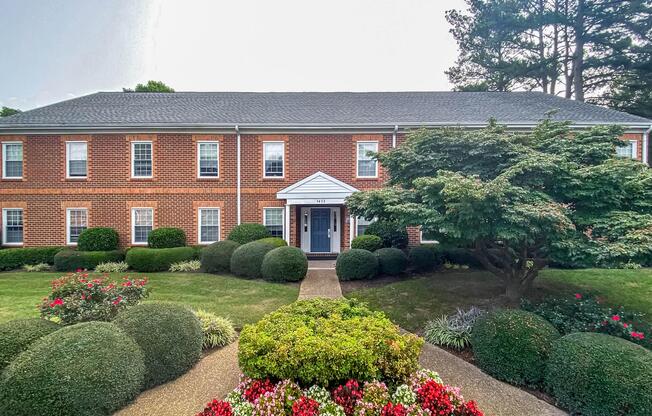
616,140 -> 637,159
131,208 -> 153,244
66,208 -> 88,244
263,142 -> 284,177
197,142 -> 219,177
131,141 -> 153,178
66,142 -> 88,178
198,208 -> 220,244
356,142 -> 378,178
420,227 -> 438,244
2,208 -> 23,245
356,217 -> 375,236
2,142 -> 23,179
263,208 -> 284,238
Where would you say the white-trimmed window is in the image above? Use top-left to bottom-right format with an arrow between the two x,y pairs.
197,141 -> 219,177
616,140 -> 637,159
198,208 -> 220,244
356,142 -> 378,178
2,142 -> 23,179
263,208 -> 284,238
263,142 -> 284,178
66,141 -> 88,178
66,208 -> 88,245
420,227 -> 438,244
2,208 -> 23,245
131,141 -> 153,178
131,208 -> 153,244
356,217 -> 375,236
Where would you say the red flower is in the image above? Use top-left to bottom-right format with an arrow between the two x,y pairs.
332,380 -> 362,416
417,380 -> 455,415
611,315 -> 621,322
623,323 -> 629,329
457,400 -> 484,416
380,403 -> 408,416
49,298 -> 64,308
243,379 -> 275,403
112,296 -> 123,305
574,293 -> 582,300
631,332 -> 645,340
76,268 -> 82,273
122,281 -> 132,287
196,399 -> 232,416
292,396 -> 320,416
87,283 -> 94,288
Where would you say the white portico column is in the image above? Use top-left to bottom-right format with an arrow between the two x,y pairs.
285,204 -> 291,245
349,214 -> 355,249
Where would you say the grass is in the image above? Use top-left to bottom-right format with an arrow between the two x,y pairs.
345,268 -> 652,333
0,271 -> 299,328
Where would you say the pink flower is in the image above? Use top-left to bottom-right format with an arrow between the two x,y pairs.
112,296 -> 123,305
49,298 -> 64,308
122,281 -> 132,287
611,315 -> 620,322
574,293 -> 582,299
623,323 -> 629,329
87,283 -> 94,288
76,268 -> 82,273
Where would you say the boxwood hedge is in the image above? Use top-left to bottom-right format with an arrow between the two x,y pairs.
227,223 -> 270,244
256,237 -> 288,248
375,247 -> 408,275
77,227 -> 119,251
0,318 -> 60,371
54,249 -> 125,272
335,249 -> 378,281
0,246 -> 65,271
230,241 -> 275,279
408,246 -> 438,272
351,235 -> 383,252
125,246 -> 197,272
261,246 -> 308,282
200,240 -> 240,273
147,227 -> 187,248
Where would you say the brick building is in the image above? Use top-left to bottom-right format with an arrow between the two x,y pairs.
0,92 -> 649,254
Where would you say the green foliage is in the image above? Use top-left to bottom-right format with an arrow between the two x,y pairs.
0,246 -> 64,271
261,246 -> 308,282
0,322 -> 144,416
545,333 -> 652,416
77,227 -> 119,251
429,244 -> 483,268
201,240 -> 240,273
147,227 -> 186,248
374,247 -> 408,275
125,246 -> 197,272
364,221 -> 409,249
169,260 -> 201,272
230,241 -> 275,279
192,309 -> 237,349
351,235 -> 383,252
228,223 -> 271,244
124,80 -> 175,92
408,246 -> 438,272
336,249 -> 379,281
0,106 -> 21,117
238,299 -> 423,386
54,249 -> 125,272
113,303 -> 202,389
22,262 -> 50,272
471,309 -> 560,387
256,237 -> 288,247
94,261 -> 128,273
0,319 -> 59,371
424,307 -> 485,350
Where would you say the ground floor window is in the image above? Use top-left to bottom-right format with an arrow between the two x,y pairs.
131,208 -> 153,244
356,217 -> 375,236
2,208 -> 23,245
198,208 -> 220,244
66,208 -> 88,245
263,208 -> 284,238
420,227 -> 438,244
616,140 -> 637,159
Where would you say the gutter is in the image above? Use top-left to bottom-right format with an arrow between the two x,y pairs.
392,125 -> 398,148
644,125 -> 652,166
236,125 -> 241,225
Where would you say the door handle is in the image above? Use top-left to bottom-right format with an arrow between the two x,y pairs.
328,228 -> 331,238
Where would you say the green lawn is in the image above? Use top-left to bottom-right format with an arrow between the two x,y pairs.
345,268 -> 652,333
0,272 -> 299,328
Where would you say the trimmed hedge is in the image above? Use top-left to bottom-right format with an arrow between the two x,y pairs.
256,237 -> 288,247
430,244 -> 483,268
230,241 -> 275,279
336,249 -> 379,281
201,240 -> 240,273
364,221 -> 409,249
227,223 -> 270,244
351,235 -> 383,252
545,332 -> 652,416
0,318 -> 60,371
113,303 -> 202,389
408,246 -> 438,272
0,246 -> 64,271
261,246 -> 308,282
375,247 -> 408,275
54,249 -> 124,272
126,246 -> 197,272
0,322 -> 144,416
77,227 -> 119,251
147,227 -> 186,248
471,309 -> 560,387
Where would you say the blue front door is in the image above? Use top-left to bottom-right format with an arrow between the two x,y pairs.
310,208 -> 331,252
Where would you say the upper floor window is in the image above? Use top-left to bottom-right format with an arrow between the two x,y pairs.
66,141 -> 88,178
357,142 -> 378,178
616,140 -> 637,159
66,208 -> 88,245
197,141 -> 219,177
131,207 -> 153,244
356,217 -> 375,236
263,142 -> 284,178
263,208 -> 284,238
131,141 -> 153,178
198,208 -> 220,244
2,142 -> 23,179
2,208 -> 23,245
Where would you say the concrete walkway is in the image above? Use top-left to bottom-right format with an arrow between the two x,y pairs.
298,261 -> 343,299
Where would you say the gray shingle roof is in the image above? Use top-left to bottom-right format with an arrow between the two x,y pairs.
0,91 -> 649,131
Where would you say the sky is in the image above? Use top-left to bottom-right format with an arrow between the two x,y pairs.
0,0 -> 466,111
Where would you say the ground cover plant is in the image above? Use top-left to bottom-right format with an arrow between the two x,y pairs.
424,307 -> 485,350
193,309 -> 237,349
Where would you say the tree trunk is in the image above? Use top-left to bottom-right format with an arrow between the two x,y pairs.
505,278 -> 524,304
572,0 -> 585,101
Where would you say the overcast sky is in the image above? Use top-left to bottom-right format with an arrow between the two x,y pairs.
0,0 -> 466,111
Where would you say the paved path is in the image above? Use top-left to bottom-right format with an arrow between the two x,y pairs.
298,261 -> 342,299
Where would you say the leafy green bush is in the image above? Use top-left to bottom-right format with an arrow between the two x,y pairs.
239,298 -> 423,385
0,322 -> 144,416
230,241 -> 275,279
0,246 -> 64,271
351,235 -> 384,252
261,246 -> 308,282
227,223 -> 270,244
0,319 -> 60,371
169,260 -> 201,272
201,240 -> 240,273
23,262 -> 50,272
193,309 -> 237,350
471,309 -> 560,387
77,227 -> 119,251
364,221 -> 409,249
336,249 -> 378,280
374,247 -> 408,275
256,237 -> 288,247
545,333 -> 652,416
113,303 -> 202,389
125,246 -> 197,272
147,227 -> 187,248
54,249 -> 124,272
430,244 -> 483,268
408,246 -> 438,272
424,307 -> 485,350
94,261 -> 129,273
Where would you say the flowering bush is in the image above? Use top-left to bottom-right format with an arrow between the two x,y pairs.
38,272 -> 148,325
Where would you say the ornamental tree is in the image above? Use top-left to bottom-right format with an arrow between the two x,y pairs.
346,119 -> 652,301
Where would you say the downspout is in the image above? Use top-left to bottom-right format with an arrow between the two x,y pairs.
392,125 -> 398,148
236,125 -> 241,225
644,126 -> 651,166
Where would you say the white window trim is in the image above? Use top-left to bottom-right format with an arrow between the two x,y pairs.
355,216 -> 376,237
65,141 -> 88,179
263,141 -> 285,178
2,141 -> 23,179
198,207 -> 221,245
356,141 -> 379,178
621,139 -> 638,159
197,141 -> 220,178
2,208 -> 23,246
66,208 -> 88,246
131,141 -> 153,179
131,207 -> 154,245
420,228 -> 438,244
263,207 -> 285,240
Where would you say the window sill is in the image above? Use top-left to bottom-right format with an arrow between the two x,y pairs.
354,177 -> 379,181
262,177 -> 286,180
2,243 -> 23,247
1,177 -> 24,181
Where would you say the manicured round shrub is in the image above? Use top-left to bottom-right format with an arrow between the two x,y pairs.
239,298 -> 423,385
230,241 -> 275,279
200,240 -> 240,273
0,322 -> 144,416
256,237 -> 288,247
0,318 -> 60,371
545,332 -> 652,416
193,309 -> 237,350
125,246 -> 197,272
336,249 -> 378,281
147,227 -> 186,248
261,246 -> 308,282
77,227 -> 119,251
364,221 -> 409,249
408,246 -> 438,272
227,223 -> 271,244
54,249 -> 124,272
375,247 -> 408,275
351,235 -> 383,252
113,303 -> 202,389
471,309 -> 560,387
